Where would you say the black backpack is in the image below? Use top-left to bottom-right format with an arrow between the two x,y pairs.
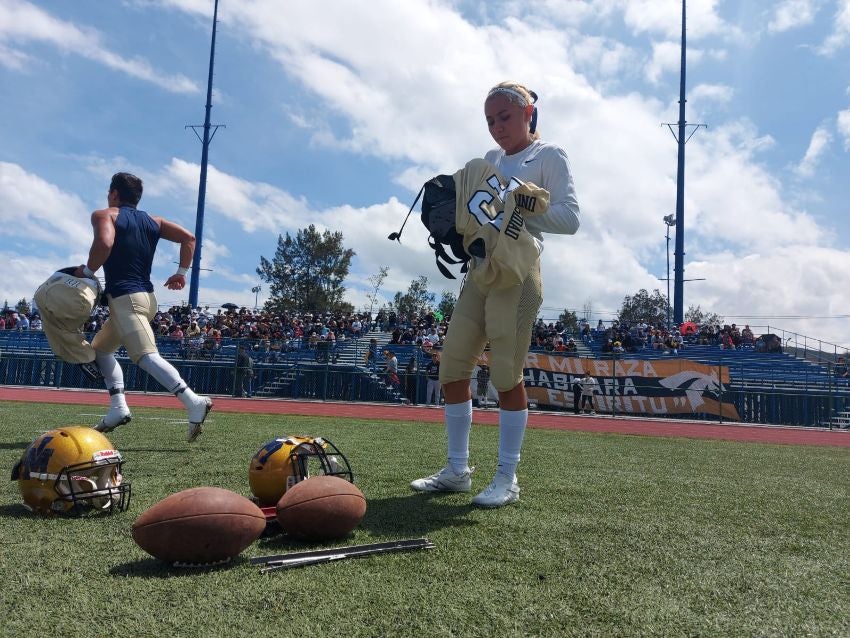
388,173 -> 484,279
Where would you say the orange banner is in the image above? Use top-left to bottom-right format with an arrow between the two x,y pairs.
478,353 -> 740,420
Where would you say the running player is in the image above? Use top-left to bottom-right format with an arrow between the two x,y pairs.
76,172 -> 212,442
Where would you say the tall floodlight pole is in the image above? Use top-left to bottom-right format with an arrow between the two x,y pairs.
663,215 -> 676,330
187,0 -> 225,309
663,0 -> 704,325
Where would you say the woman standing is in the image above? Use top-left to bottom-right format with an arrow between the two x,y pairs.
410,81 -> 580,507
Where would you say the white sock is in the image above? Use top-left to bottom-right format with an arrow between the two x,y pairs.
137,352 -> 194,400
497,408 -> 528,479
95,351 -> 127,409
445,400 -> 472,474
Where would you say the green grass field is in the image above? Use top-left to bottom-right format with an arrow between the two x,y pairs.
0,400 -> 848,638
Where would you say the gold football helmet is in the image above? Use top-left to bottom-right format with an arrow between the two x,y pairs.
11,426 -> 131,515
248,436 -> 353,505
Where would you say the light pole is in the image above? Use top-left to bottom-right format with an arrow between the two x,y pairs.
663,214 -> 676,330
251,285 -> 261,310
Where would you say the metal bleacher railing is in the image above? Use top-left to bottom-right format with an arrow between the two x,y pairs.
2,326 -> 850,429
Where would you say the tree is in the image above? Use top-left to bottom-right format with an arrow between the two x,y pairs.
559,309 -> 578,334
392,276 -> 435,319
16,298 -> 30,316
437,290 -> 456,320
617,288 -> 668,327
685,304 -> 724,327
365,266 -> 389,316
581,299 -> 593,323
257,225 -> 355,314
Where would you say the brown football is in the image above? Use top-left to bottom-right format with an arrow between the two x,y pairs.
276,475 -> 366,541
132,487 -> 266,565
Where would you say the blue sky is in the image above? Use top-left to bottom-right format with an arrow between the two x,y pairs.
1,0 -> 849,346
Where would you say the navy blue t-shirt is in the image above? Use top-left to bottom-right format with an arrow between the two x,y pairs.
103,206 -> 160,297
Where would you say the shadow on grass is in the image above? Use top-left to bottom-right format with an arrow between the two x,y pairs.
109,555 -> 248,578
0,503 -> 33,518
118,447 -> 189,453
253,494 -> 476,552
359,493 -> 477,536
0,441 -> 30,450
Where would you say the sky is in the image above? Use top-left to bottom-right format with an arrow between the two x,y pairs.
1,0 -> 849,347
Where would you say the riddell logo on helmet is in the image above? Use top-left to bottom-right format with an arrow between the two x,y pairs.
92,449 -> 120,461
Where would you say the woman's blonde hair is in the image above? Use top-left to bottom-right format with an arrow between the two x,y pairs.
486,81 -> 540,138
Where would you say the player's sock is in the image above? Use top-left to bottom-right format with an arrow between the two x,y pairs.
96,350 -> 123,388
446,400 -> 472,475
496,408 -> 528,478
137,352 -> 191,396
108,387 -> 128,410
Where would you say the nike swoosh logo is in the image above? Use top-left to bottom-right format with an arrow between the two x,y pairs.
522,158 -> 537,166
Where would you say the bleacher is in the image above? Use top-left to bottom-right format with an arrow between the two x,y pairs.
4,326 -> 850,424
582,330 -> 844,389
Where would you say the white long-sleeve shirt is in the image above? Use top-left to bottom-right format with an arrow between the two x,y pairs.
484,139 -> 581,242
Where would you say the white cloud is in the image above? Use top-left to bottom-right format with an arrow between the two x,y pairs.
689,83 -> 734,104
621,0 -> 736,40
0,40 -> 28,69
794,124 -> 833,177
768,0 -> 820,33
0,0 -> 198,93
644,41 -> 725,84
818,0 -> 850,54
686,247 -> 850,347
0,162 -> 91,247
837,108 -> 850,149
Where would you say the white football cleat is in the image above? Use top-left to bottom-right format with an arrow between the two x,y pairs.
410,466 -> 474,493
187,396 -> 213,442
94,406 -> 132,433
471,472 -> 520,508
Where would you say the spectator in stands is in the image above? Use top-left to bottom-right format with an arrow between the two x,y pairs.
741,325 -> 754,346
564,338 -> 578,353
17,313 -> 30,330
384,350 -> 400,389
834,356 -> 849,379
669,332 -> 682,355
365,337 -> 379,371
186,321 -> 201,338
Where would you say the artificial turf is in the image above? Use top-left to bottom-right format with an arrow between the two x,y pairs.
0,400 -> 847,637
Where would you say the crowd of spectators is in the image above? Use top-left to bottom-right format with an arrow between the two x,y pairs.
588,319 -> 779,355
0,304 -> 816,362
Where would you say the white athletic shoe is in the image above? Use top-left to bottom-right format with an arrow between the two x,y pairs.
94,406 -> 132,434
187,396 -> 213,442
471,472 -> 520,508
410,466 -> 474,493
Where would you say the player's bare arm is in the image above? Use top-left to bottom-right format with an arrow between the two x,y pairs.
75,208 -> 116,279
156,216 -> 196,290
